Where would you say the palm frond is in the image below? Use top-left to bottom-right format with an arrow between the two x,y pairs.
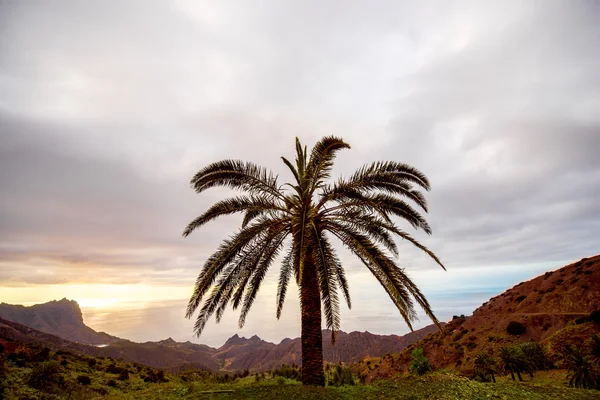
185,217 -> 285,319
349,161 -> 430,190
276,246 -> 294,319
183,195 -> 287,237
239,232 -> 288,328
312,224 -> 341,342
306,136 -> 350,194
326,221 -> 417,329
190,159 -> 283,199
319,173 -> 429,212
281,156 -> 301,186
324,191 -> 432,234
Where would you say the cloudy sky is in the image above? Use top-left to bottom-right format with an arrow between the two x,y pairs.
1,0 -> 599,347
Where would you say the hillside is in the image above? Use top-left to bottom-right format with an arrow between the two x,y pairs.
0,299 -> 440,372
352,255 -> 600,381
0,299 -> 120,345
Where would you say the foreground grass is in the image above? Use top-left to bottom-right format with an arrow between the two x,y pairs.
102,372 -> 600,400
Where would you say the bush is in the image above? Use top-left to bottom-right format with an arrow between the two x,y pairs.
88,358 -> 97,367
28,361 -> 61,390
272,364 -> 301,382
410,348 -> 432,376
118,369 -> 130,381
506,321 -> 526,335
77,375 -> 91,385
575,316 -> 590,325
327,363 -> 355,386
590,310 -> 600,325
106,379 -> 117,387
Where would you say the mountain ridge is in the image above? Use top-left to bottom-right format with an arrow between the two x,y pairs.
0,298 -> 440,371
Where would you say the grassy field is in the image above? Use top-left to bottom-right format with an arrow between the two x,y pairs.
98,371 -> 600,400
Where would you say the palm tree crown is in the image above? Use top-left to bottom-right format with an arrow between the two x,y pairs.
183,136 -> 445,385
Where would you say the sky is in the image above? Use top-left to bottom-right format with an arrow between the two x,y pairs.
1,0 -> 599,347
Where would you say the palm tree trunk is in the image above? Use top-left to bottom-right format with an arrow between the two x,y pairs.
491,372 -> 496,383
510,370 -> 515,381
516,370 -> 523,381
300,256 -> 325,386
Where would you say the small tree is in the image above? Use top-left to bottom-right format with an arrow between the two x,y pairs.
410,348 -> 432,376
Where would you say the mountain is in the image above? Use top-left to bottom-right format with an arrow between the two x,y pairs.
0,298 -> 441,372
207,325 -> 442,371
352,254 -> 600,382
0,298 -> 120,345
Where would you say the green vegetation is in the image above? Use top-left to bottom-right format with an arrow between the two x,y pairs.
563,340 -> 600,390
409,348 -> 432,376
183,136 -> 444,385
3,337 -> 600,399
99,371 -> 600,399
499,346 -> 531,381
474,353 -> 498,382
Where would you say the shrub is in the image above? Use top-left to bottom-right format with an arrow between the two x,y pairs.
105,364 -> 124,374
575,316 -> 590,325
516,295 -> 527,302
410,348 -> 432,376
30,347 -> 51,362
118,369 -> 130,381
506,321 -> 526,335
27,361 -> 61,390
106,379 -> 117,387
590,310 -> 600,325
276,376 -> 286,385
77,375 -> 91,385
88,358 -> 97,367
327,363 -> 355,386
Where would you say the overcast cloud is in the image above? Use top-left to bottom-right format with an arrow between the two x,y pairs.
1,0 -> 599,345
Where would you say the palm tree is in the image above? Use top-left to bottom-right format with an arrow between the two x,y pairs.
588,334 -> 600,365
474,353 -> 498,383
519,341 -> 553,373
564,344 -> 598,389
499,346 -> 531,381
183,137 -> 445,386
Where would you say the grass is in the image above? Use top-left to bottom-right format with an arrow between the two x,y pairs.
97,371 -> 600,400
